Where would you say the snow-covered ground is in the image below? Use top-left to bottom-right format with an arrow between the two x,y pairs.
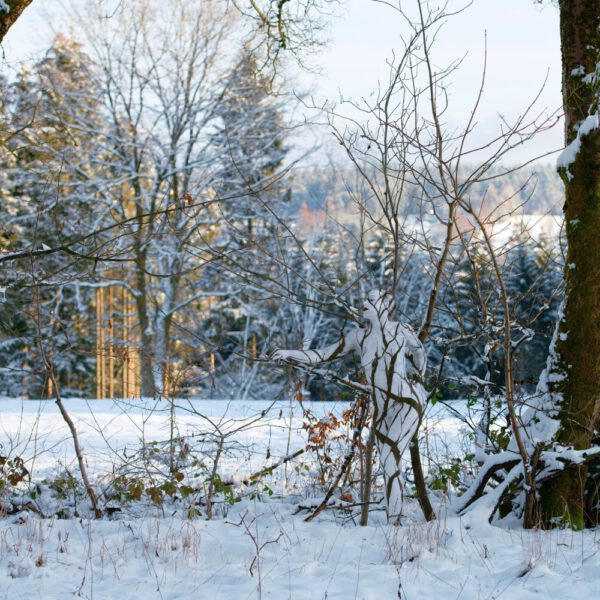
0,397 -> 598,599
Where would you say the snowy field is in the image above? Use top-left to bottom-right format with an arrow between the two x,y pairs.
0,397 -> 598,599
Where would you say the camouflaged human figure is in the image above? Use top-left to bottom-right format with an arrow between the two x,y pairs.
272,289 -> 427,524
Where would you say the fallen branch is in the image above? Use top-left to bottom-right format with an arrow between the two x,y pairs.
242,449 -> 304,486
455,452 -> 521,515
457,446 -> 600,522
221,449 -> 306,489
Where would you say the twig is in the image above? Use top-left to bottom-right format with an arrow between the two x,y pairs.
243,449 -> 304,486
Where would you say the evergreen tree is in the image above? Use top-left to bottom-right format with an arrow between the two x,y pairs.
505,235 -> 562,390
206,48 -> 291,390
0,35 -> 101,396
212,49 -> 288,239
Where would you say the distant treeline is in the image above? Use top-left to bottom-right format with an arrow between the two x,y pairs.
293,163 -> 563,217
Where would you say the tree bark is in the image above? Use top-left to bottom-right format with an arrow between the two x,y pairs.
133,242 -> 156,398
135,271 -> 156,398
540,0 -> 600,529
0,0 -> 33,43
360,421 -> 376,526
409,436 -> 435,521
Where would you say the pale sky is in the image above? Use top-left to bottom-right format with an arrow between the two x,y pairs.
305,0 -> 562,164
2,0 -> 563,164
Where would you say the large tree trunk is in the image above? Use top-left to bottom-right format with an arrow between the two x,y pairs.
0,1 -> 33,43
153,273 -> 178,395
540,0 -> 600,528
135,279 -> 156,398
133,240 -> 156,398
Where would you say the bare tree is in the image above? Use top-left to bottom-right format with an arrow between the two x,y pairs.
232,0 -> 339,69
16,1 -> 253,398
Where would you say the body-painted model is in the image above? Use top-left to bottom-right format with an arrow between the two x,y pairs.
272,290 -> 427,523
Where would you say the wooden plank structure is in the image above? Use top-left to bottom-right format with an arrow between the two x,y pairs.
95,285 -> 140,399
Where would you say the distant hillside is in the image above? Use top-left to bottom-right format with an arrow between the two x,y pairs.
292,163 -> 564,217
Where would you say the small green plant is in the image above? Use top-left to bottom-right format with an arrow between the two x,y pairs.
110,475 -> 145,502
429,454 -> 475,494
45,471 -> 81,500
489,423 -> 511,450
107,471 -> 195,506
206,472 -> 236,506
250,484 -> 275,501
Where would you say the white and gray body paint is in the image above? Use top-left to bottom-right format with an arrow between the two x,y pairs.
272,290 -> 427,524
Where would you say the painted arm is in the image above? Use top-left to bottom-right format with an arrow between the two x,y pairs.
271,328 -> 360,365
404,327 -> 427,381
